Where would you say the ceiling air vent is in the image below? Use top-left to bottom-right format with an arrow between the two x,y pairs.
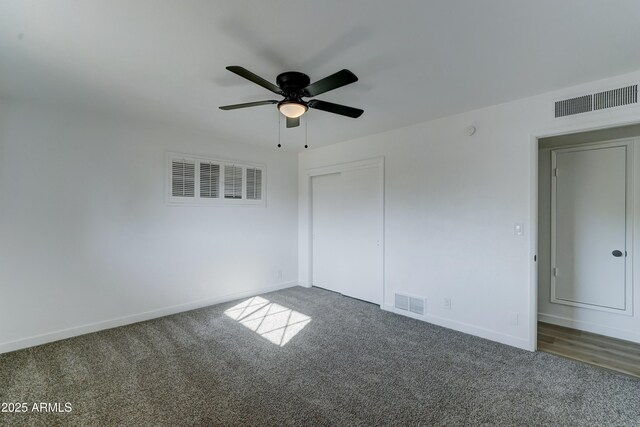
593,84 -> 638,111
395,293 -> 425,316
554,84 -> 638,118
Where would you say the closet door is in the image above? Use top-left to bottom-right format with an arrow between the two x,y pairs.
338,167 -> 383,304
311,164 -> 383,305
311,173 -> 344,294
553,143 -> 629,312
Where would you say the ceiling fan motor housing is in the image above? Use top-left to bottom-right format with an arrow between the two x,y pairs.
276,71 -> 311,97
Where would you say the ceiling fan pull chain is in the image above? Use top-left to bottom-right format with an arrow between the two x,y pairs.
305,115 -> 308,149
277,110 -> 282,148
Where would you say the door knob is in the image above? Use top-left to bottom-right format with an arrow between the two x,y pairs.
612,250 -> 623,257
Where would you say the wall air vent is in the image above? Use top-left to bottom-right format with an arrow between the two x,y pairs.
409,298 -> 424,315
555,95 -> 592,118
593,85 -> 638,111
395,294 -> 409,311
395,293 -> 425,316
554,84 -> 638,118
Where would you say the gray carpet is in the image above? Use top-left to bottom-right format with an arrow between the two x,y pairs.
1,286 -> 639,426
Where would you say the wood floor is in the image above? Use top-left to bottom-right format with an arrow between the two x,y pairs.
538,322 -> 640,378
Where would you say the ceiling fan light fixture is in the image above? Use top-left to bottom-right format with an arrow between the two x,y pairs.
278,101 -> 307,118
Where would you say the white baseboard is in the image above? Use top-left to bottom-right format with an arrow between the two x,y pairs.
382,304 -> 531,351
0,281 -> 298,355
538,312 -> 640,344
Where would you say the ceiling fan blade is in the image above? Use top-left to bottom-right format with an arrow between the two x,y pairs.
286,117 -> 300,128
219,100 -> 278,110
303,69 -> 358,97
226,66 -> 284,95
307,99 -> 363,118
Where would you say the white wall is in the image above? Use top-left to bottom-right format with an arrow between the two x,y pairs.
538,133 -> 640,343
0,101 -> 298,353
299,70 -> 640,351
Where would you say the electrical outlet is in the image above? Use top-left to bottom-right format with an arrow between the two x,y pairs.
443,298 -> 452,310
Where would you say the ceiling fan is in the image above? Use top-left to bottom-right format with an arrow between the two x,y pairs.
219,66 -> 363,128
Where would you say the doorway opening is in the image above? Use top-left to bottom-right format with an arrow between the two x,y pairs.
536,124 -> 640,378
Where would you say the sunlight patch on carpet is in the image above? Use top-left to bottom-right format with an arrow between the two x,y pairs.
224,297 -> 311,346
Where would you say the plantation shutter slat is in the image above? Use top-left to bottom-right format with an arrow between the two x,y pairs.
255,169 -> 262,200
246,167 -> 262,200
171,160 -> 195,197
200,162 -> 220,198
224,165 -> 243,199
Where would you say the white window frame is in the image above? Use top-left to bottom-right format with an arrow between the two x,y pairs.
166,152 -> 266,206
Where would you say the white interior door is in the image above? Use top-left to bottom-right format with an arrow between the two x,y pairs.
552,143 -> 628,311
311,164 -> 383,305
311,173 -> 344,294
339,167 -> 383,304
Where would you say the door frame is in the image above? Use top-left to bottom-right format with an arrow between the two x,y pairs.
306,157 -> 385,306
550,138 -> 634,315
531,120 -> 640,351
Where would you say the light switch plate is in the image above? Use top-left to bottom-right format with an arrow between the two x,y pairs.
514,223 -> 524,236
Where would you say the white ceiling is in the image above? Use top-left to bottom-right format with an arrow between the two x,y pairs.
2,0 -> 640,150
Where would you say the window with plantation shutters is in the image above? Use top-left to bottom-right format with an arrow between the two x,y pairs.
246,167 -> 262,200
224,165 -> 243,199
171,160 -> 195,198
200,162 -> 220,198
167,153 -> 264,205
